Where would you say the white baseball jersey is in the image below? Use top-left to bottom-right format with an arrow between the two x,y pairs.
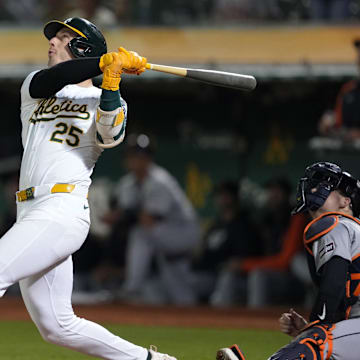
115,163 -> 197,224
20,70 -> 126,190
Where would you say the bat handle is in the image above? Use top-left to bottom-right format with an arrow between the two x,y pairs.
145,63 -> 187,76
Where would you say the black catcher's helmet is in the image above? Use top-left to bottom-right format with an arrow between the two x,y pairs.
292,162 -> 360,217
43,17 -> 107,58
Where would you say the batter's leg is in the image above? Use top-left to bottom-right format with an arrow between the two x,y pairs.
20,256 -> 148,360
0,217 -> 88,297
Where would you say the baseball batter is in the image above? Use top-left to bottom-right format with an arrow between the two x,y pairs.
216,162 -> 360,360
0,17 -> 176,360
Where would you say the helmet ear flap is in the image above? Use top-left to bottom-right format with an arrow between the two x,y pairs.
68,38 -> 93,57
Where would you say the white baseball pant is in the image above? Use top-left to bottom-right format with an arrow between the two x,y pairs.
0,190 -> 148,360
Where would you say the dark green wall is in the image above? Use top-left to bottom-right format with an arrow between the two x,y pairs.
0,76 -> 357,218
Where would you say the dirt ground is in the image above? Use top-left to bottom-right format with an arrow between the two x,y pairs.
0,296 -> 301,330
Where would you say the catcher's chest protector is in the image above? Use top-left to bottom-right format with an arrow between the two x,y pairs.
304,212 -> 360,319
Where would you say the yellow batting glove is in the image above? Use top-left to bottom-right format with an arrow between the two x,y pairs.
99,52 -> 123,91
99,53 -> 115,72
118,47 -> 147,75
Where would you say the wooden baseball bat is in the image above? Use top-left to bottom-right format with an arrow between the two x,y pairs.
145,63 -> 256,91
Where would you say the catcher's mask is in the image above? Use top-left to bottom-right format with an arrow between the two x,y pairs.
292,161 -> 360,217
44,17 -> 107,58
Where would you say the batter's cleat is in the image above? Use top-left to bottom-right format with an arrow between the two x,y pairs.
149,345 -> 177,360
217,344 -> 246,360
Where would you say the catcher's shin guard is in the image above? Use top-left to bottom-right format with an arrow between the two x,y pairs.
268,324 -> 333,360
217,345 -> 246,360
268,342 -> 319,360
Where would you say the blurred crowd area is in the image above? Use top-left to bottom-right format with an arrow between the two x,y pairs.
1,0 -> 360,26
0,140 -> 313,309
1,0 -> 360,312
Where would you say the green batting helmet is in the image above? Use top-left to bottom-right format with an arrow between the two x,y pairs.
43,17 -> 107,58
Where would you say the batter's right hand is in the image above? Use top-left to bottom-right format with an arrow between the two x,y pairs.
279,308 -> 308,338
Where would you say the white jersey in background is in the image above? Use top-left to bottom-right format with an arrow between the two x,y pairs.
116,163 -> 197,224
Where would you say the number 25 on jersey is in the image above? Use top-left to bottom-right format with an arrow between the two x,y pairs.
50,122 -> 83,147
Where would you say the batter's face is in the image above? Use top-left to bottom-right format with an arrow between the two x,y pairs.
310,190 -> 352,218
47,28 -> 77,67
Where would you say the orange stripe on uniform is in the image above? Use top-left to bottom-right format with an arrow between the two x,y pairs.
325,324 -> 335,360
350,273 -> 360,280
352,253 -> 360,262
303,213 -> 338,255
303,211 -> 360,255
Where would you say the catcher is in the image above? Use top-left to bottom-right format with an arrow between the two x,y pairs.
217,161 -> 360,360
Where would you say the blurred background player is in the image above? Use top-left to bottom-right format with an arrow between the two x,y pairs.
105,133 -> 200,305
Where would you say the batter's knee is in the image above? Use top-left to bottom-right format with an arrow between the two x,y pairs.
34,313 -> 81,347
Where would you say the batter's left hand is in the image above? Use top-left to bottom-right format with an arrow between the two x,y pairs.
118,47 -> 147,75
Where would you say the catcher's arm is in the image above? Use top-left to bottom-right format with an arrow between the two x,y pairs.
310,256 -> 351,323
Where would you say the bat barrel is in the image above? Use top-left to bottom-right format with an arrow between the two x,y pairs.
186,69 -> 256,91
